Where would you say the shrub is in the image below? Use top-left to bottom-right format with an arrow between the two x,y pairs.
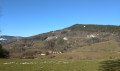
22,50 -> 41,57
99,59 -> 120,71
46,51 -> 49,55
0,44 -> 9,58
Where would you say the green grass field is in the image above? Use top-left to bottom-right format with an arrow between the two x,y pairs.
0,59 -> 100,71
1,40 -> 119,71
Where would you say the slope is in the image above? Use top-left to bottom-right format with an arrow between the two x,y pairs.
3,24 -> 120,58
55,40 -> 120,60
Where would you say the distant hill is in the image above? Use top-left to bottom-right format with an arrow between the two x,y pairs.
3,24 -> 120,58
0,35 -> 21,40
0,35 -> 22,44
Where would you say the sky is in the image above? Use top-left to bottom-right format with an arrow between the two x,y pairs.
0,0 -> 120,37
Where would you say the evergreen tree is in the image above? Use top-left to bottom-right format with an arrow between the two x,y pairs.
0,44 -> 9,58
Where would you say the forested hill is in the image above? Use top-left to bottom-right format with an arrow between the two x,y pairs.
3,24 -> 120,58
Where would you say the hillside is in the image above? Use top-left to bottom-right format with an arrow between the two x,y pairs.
67,24 -> 120,32
3,24 -> 120,58
55,40 -> 120,60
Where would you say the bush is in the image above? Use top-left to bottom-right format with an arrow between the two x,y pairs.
99,59 -> 120,71
87,37 -> 100,44
46,51 -> 49,55
22,50 -> 41,56
0,44 -> 9,58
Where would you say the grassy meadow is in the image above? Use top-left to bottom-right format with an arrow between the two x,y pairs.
1,40 -> 120,71
0,59 -> 100,71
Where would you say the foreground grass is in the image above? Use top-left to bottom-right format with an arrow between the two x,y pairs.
0,59 -> 100,71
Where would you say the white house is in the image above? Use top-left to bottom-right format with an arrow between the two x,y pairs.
41,53 -> 46,56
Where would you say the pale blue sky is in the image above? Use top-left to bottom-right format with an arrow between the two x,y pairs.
0,0 -> 120,37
